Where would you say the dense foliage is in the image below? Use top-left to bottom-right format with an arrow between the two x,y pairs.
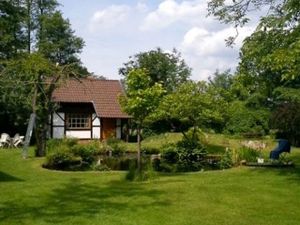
207,0 -> 300,145
44,138 -> 134,170
0,0 -> 88,155
271,103 -> 300,146
155,129 -> 208,172
154,81 -> 225,133
119,48 -> 191,92
119,68 -> 165,171
225,101 -> 270,136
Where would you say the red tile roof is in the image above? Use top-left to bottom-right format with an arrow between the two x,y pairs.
52,79 -> 130,118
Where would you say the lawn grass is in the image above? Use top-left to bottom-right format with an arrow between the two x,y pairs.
121,133 -> 183,152
1,145 -> 300,225
123,132 -> 280,155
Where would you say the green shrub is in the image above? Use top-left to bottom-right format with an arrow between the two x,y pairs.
44,146 -> 81,170
46,139 -> 62,153
63,138 -> 78,147
141,146 -> 160,154
156,161 -> 176,172
45,138 -> 141,171
106,138 -> 126,155
45,139 -> 105,170
176,129 -> 207,172
93,163 -> 111,171
152,145 -> 178,172
176,146 -> 207,172
157,132 -> 208,172
101,156 -> 137,170
225,101 -> 270,136
152,158 -> 161,171
142,128 -> 157,139
71,141 -> 103,164
237,147 -> 260,163
102,157 -> 119,170
205,155 -> 222,170
206,144 -> 226,154
46,138 -> 78,154
219,148 -> 233,169
161,144 -> 179,164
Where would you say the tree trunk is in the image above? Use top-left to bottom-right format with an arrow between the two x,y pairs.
32,77 -> 45,157
137,126 -> 141,172
34,72 -> 62,157
35,125 -> 47,157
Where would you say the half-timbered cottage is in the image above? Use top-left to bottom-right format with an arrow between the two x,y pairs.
50,78 -> 130,140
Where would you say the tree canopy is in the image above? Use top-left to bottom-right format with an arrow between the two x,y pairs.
119,48 -> 191,92
0,0 -> 87,155
0,0 -> 26,60
155,81 -> 225,134
208,0 -> 300,53
0,0 -> 87,73
207,0 -> 300,143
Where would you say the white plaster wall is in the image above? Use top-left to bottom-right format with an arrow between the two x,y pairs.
92,127 -> 100,139
92,114 -> 100,126
66,130 -> 91,139
92,114 -> 101,139
52,113 -> 65,139
53,127 -> 64,139
53,113 -> 64,126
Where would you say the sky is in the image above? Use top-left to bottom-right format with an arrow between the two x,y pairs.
59,0 -> 260,81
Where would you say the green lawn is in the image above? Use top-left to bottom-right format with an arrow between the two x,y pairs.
123,132 -> 280,155
1,146 -> 300,225
121,132 -> 183,152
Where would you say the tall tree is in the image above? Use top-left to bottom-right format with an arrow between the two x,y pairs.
0,0 -> 87,155
0,53 -> 71,156
119,69 -> 165,171
0,0 -> 26,60
119,48 -> 191,92
38,12 -> 84,65
23,0 -> 58,53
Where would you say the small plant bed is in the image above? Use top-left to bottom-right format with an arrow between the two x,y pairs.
246,161 -> 294,167
42,133 -> 295,173
43,138 -> 156,171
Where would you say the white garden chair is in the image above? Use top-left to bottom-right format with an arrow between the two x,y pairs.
0,133 -> 11,148
12,133 -> 25,147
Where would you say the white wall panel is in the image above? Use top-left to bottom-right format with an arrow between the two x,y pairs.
92,114 -> 100,126
53,127 -> 64,139
66,130 -> 91,139
53,113 -> 65,126
92,127 -> 100,139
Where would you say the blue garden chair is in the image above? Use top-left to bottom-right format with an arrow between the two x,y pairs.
269,139 -> 291,160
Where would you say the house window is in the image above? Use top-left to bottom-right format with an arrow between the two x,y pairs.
66,113 -> 91,129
